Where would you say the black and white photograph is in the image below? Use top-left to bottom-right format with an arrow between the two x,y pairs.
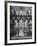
5,1 -> 36,45
10,6 -> 32,40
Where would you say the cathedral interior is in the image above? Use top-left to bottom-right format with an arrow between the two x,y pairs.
10,6 -> 32,40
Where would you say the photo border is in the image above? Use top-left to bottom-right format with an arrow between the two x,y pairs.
5,1 -> 36,45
